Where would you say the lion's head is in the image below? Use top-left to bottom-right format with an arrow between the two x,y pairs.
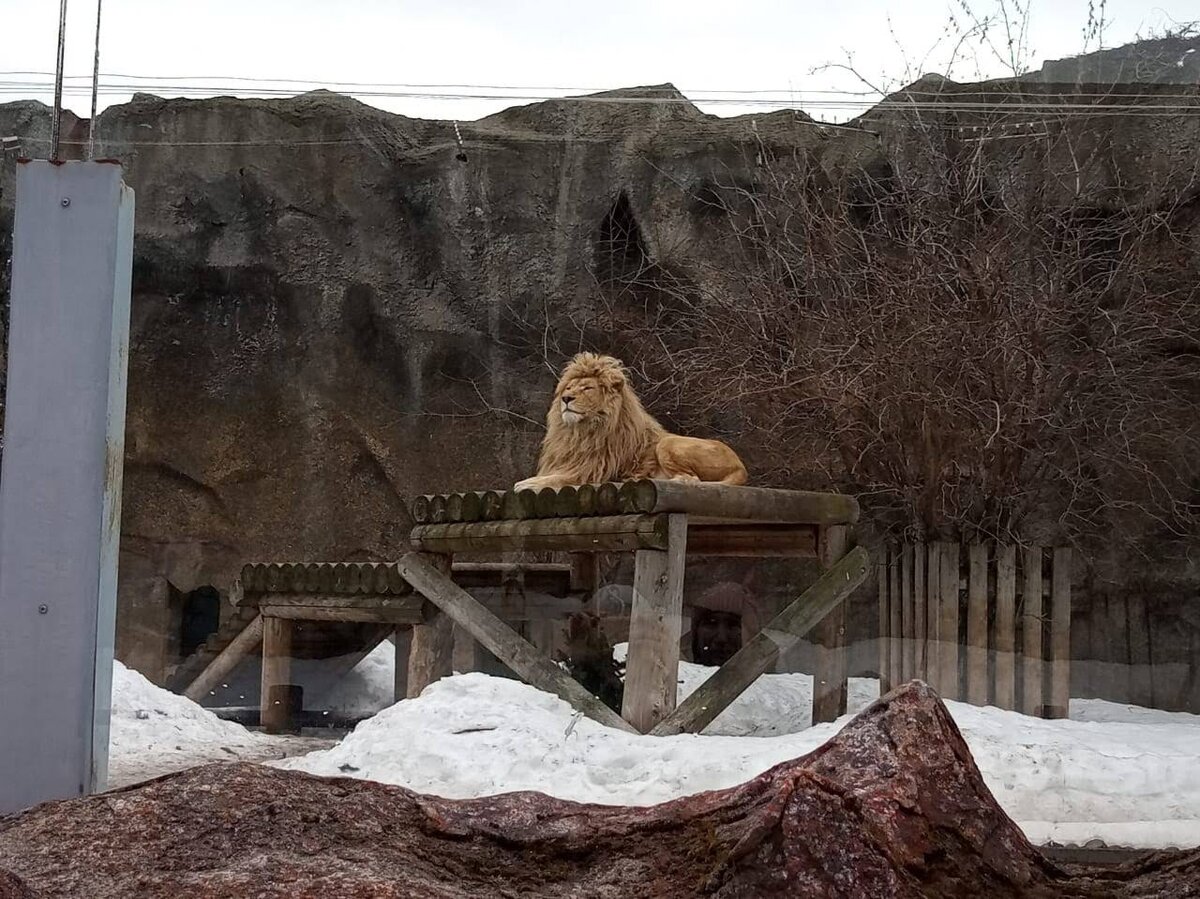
536,353 -> 664,483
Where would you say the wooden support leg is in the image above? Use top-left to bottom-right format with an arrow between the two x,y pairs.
393,626 -> 412,703
260,616 -> 294,735
652,547 -> 871,736
812,525 -> 850,724
621,514 -> 688,733
408,555 -> 454,698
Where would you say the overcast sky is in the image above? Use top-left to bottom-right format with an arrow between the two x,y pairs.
1,1 -> 1194,122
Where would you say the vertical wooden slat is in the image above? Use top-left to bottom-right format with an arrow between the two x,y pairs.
901,545 -> 915,682
878,551 -> 891,694
1020,546 -> 1044,716
966,543 -> 989,705
925,542 -> 942,690
813,525 -> 851,723
1048,547 -> 1072,718
993,544 -> 1017,710
913,542 -> 927,680
408,555 -> 455,698
622,514 -> 688,732
938,542 -> 961,700
1127,593 -> 1153,709
260,616 -> 294,734
888,547 -> 902,688
393,627 -> 412,702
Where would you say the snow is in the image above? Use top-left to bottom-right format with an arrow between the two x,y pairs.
107,661 -> 332,789
277,647 -> 1200,850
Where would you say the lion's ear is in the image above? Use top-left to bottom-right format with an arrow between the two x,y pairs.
598,366 -> 626,392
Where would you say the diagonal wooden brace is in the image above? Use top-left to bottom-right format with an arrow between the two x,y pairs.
650,546 -> 871,736
397,552 -> 636,733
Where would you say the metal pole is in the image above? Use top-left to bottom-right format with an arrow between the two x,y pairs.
50,0 -> 69,160
88,0 -> 103,159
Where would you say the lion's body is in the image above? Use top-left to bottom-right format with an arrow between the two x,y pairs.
514,353 -> 748,490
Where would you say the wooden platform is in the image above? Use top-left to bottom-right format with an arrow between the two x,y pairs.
238,480 -> 867,736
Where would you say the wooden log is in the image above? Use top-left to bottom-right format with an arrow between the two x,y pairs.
408,554 -> 455,698
501,489 -> 539,520
265,563 -> 285,592
428,495 -> 450,524
260,600 -> 425,625
913,542 -> 927,681
451,562 -> 574,597
683,524 -> 818,557
317,564 -> 335,593
445,493 -> 466,523
622,514 -> 688,732
1048,547 -> 1072,719
411,494 -> 433,525
410,515 -> 670,554
183,615 -> 264,702
480,490 -> 504,521
926,543 -> 941,689
595,482 -> 621,515
240,564 -> 257,592
534,487 -> 559,519
993,543 -> 1017,710
939,542 -> 961,700
289,564 -> 308,593
812,525 -> 850,723
387,563 -> 408,595
878,551 -> 890,694
966,543 -> 989,706
396,552 -> 636,732
888,547 -> 902,689
575,484 -> 597,517
394,627 -> 412,702
651,546 -> 871,736
1020,546 -> 1044,716
613,479 -> 858,524
901,544 -> 914,682
260,616 -> 294,735
554,486 -> 580,517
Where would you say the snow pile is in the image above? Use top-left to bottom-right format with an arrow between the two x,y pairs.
110,660 -> 268,758
279,668 -> 1200,850
309,641 -> 398,718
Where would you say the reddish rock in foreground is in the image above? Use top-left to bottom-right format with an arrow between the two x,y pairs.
0,682 -> 1197,898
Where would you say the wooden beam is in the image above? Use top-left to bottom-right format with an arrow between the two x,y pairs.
410,515 -> 670,554
621,514 -> 688,732
260,603 -> 424,625
993,543 -> 1017,710
877,551 -> 890,694
812,525 -> 850,723
913,542 -> 927,681
1048,547 -> 1072,719
925,543 -> 941,690
937,542 -> 960,701
966,543 -> 989,706
684,524 -> 818,557
394,627 -> 412,702
1021,546 -> 1044,716
396,552 -> 636,732
183,615 -> 264,702
651,546 -> 870,736
901,544 -> 914,682
260,617 -> 294,735
888,545 -> 902,690
408,554 -> 455,699
616,479 -> 858,524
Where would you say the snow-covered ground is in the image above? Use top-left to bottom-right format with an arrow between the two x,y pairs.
108,649 -> 1200,850
107,661 -> 333,789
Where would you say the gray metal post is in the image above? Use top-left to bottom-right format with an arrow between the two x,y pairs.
0,160 -> 134,814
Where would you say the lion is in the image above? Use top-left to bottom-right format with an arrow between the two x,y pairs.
513,352 -> 748,490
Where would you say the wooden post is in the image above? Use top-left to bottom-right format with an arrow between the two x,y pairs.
812,525 -> 850,723
888,545 -> 902,689
1047,547 -> 1072,719
652,547 -> 871,736
966,543 -> 989,706
937,542 -> 960,700
901,544 -> 914,683
260,616 -> 294,734
994,543 -> 1017,710
913,542 -> 927,681
408,555 -> 454,698
925,543 -> 942,690
1021,546 -> 1044,716
621,514 -> 688,732
394,627 -> 412,702
877,552 -> 890,694
395,553 -> 635,732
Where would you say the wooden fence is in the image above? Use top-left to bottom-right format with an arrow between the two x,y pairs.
878,542 -> 1071,718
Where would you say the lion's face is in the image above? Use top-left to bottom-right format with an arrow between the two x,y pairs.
554,372 -> 623,428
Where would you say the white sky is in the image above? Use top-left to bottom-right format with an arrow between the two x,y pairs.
0,1 -> 1194,122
